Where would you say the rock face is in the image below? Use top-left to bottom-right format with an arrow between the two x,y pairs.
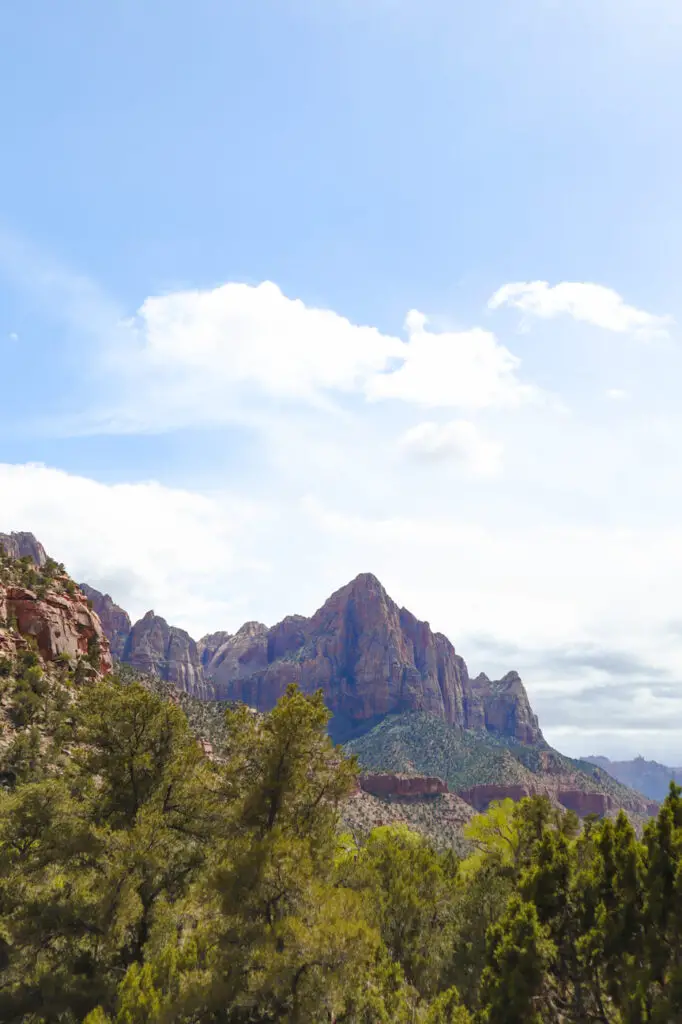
0,585 -> 112,674
457,784 -> 533,811
359,773 -> 448,799
557,790 -> 614,817
466,672 -> 541,745
202,573 -> 543,745
122,610 -> 210,698
0,532 -> 47,567
80,584 -> 131,661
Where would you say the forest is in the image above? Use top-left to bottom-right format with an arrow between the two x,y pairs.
0,667 -> 681,1023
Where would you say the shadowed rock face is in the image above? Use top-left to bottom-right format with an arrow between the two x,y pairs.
0,532 -> 47,567
80,585 -> 131,661
359,773 -> 448,799
122,611 -> 210,698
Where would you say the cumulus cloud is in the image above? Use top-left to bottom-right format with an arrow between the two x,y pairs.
131,281 -> 404,403
366,310 -> 539,409
489,280 -> 672,337
399,419 -> 503,475
106,283 -> 541,430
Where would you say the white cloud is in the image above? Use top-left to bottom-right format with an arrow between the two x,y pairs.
489,280 -> 672,337
0,462 -> 268,637
8,332 -> 18,342
606,388 -> 629,400
366,310 -> 539,409
399,419 -> 503,475
131,280 -> 404,404
104,284 -> 541,430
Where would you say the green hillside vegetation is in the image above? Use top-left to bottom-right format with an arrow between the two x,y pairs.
1,668 -> 682,1022
346,711 -> 652,815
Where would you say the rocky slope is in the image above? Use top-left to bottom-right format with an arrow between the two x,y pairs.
0,550 -> 111,675
346,712 -> 658,822
585,755 -> 682,803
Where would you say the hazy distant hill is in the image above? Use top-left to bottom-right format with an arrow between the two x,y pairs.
585,754 -> 682,803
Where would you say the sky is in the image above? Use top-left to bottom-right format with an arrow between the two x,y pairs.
3,0 -> 682,762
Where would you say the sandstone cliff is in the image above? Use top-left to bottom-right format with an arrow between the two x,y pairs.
359,773 -> 448,799
0,546 -> 112,676
80,584 -> 131,661
466,671 -> 541,745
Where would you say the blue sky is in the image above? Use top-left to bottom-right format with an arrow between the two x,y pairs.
3,0 -> 682,761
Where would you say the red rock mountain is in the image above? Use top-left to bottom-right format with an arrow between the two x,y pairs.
5,534 -> 542,747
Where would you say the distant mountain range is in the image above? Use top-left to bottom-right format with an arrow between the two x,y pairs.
0,530 -> 660,823
584,755 -> 682,803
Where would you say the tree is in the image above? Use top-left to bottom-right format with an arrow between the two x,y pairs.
480,896 -> 555,1024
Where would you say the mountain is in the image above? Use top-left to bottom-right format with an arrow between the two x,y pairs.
80,583 -> 131,660
200,573 -> 543,744
79,585 -> 209,697
78,570 -> 542,746
584,755 -> 682,803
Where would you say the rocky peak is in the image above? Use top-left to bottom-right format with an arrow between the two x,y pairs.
122,611 -> 209,698
467,668 -> 542,745
0,532 -> 47,567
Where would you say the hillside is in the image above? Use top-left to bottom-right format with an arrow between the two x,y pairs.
346,712 -> 657,822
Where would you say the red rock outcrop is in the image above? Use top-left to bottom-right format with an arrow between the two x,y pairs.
359,773 -> 448,799
0,532 -> 47,567
466,671 -> 541,745
557,790 -> 615,817
80,584 -> 131,661
0,585 -> 112,674
457,784 -> 533,811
